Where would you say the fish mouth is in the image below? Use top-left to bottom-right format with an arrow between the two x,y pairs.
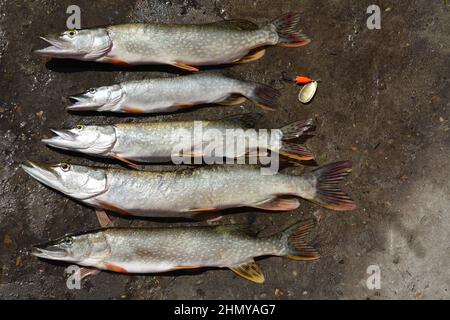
21,161 -> 60,189
32,244 -> 69,260
67,94 -> 99,111
35,36 -> 76,57
42,129 -> 79,150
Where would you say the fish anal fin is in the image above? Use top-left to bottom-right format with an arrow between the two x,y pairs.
173,62 -> 199,72
173,265 -> 202,270
229,260 -> 265,284
286,255 -> 320,261
175,102 -> 195,109
105,263 -> 128,274
235,48 -> 266,64
252,197 -> 300,211
219,94 -> 247,106
254,101 -> 275,111
111,152 -> 141,170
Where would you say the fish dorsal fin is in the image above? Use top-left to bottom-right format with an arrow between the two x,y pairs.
229,260 -> 265,283
215,224 -> 263,237
211,19 -> 259,31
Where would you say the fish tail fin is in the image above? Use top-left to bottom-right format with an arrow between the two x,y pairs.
279,142 -> 315,161
304,161 -> 356,211
280,119 -> 314,140
282,219 -> 320,261
247,83 -> 280,111
277,119 -> 315,161
271,12 -> 311,47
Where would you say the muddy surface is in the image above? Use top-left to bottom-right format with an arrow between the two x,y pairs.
0,0 -> 449,299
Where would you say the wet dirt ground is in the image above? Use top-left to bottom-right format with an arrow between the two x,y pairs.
0,0 -> 449,299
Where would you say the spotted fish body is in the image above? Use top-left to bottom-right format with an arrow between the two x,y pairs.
35,13 -> 310,70
103,22 -> 276,66
67,73 -> 280,113
32,220 -> 320,283
63,227 -> 284,272
22,161 -> 356,218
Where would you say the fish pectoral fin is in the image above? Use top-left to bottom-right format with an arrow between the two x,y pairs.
95,209 -> 114,228
122,106 -> 145,114
96,200 -> 132,216
229,260 -> 265,284
105,263 -> 128,274
252,197 -> 300,211
234,48 -> 266,64
218,94 -> 247,106
172,62 -> 199,72
105,56 -> 131,66
111,152 -> 141,170
77,267 -> 101,280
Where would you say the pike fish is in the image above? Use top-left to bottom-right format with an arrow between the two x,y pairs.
32,219 -> 319,283
22,161 -> 356,218
35,12 -> 310,71
41,118 -> 315,166
67,73 -> 280,113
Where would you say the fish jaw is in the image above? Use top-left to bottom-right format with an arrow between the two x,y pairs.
32,244 -> 70,261
21,161 -> 61,190
42,129 -> 78,150
35,36 -> 80,58
67,94 -> 102,111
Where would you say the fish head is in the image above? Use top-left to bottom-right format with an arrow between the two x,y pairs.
22,161 -> 107,200
32,231 -> 107,264
42,125 -> 116,155
67,85 -> 123,112
35,28 -> 112,60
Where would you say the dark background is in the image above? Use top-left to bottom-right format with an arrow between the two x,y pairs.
0,0 -> 449,299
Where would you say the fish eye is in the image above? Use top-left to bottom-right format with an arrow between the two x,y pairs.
88,88 -> 97,94
66,29 -> 77,37
60,163 -> 71,171
63,236 -> 73,246
76,124 -> 85,131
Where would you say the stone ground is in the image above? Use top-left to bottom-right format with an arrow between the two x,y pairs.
0,0 -> 449,299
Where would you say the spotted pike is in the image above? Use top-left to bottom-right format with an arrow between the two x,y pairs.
67,73 -> 280,113
22,161 -> 356,218
32,220 -> 319,283
35,12 -> 310,71
41,118 -> 315,166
